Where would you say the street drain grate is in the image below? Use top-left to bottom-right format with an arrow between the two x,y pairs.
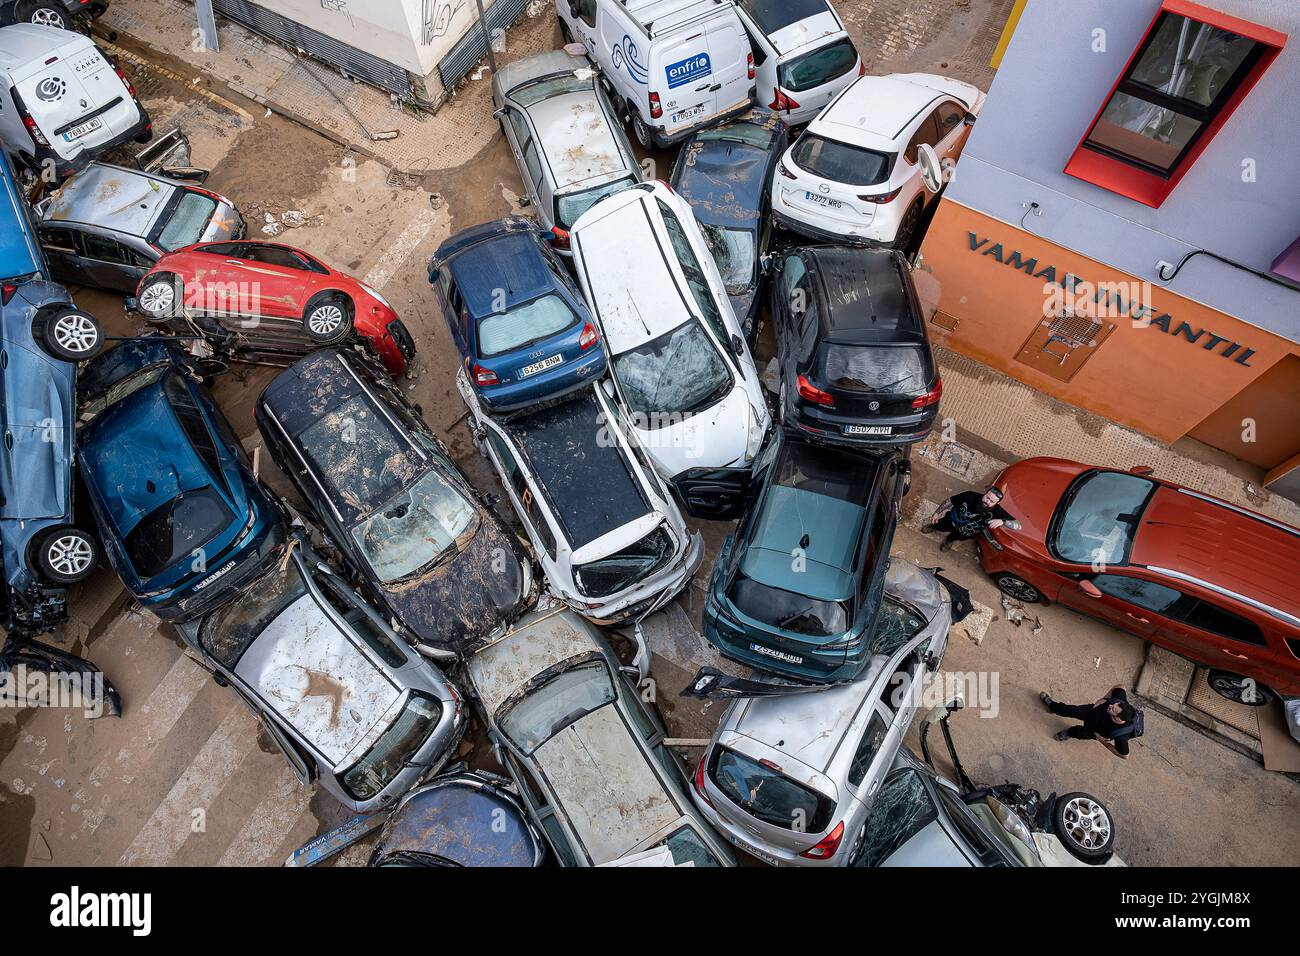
1185,667 -> 1260,738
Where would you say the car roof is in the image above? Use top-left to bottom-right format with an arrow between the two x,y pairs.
234,592 -> 403,767
467,607 -> 604,716
447,229 -> 555,316
0,23 -> 86,70
625,0 -> 724,34
1130,485 -> 1300,623
882,818 -> 974,867
0,155 -> 40,280
738,0 -> 842,52
741,487 -> 862,600
814,75 -> 941,147
496,49 -> 590,99
806,246 -> 924,343
528,89 -> 630,193
45,163 -> 177,238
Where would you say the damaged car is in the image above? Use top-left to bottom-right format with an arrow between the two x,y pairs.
176,528 -> 465,813
690,559 -> 952,866
255,348 -> 534,659
466,605 -> 736,866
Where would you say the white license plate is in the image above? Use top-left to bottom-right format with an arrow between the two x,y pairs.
62,118 -> 103,142
672,104 -> 706,124
804,191 -> 843,209
518,353 -> 563,378
750,642 -> 802,665
844,424 -> 891,435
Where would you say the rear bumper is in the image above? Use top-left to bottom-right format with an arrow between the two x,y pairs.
40,107 -> 152,178
702,599 -> 864,684
478,349 -> 606,414
148,518 -> 286,623
786,405 -> 936,448
771,205 -> 885,247
652,94 -> 757,148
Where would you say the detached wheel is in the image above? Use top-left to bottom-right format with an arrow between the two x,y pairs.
27,4 -> 68,29
41,308 -> 103,362
992,573 -> 1043,604
303,296 -> 354,345
1052,792 -> 1114,862
1207,670 -> 1274,707
31,526 -> 97,585
138,274 -> 182,320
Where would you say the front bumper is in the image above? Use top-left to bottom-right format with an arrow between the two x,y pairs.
582,529 -> 704,626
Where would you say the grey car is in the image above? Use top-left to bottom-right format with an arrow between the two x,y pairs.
176,530 -> 465,813
491,50 -> 642,254
466,605 -> 736,866
689,559 -> 953,867
36,162 -> 243,293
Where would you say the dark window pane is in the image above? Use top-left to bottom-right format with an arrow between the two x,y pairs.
125,487 -> 233,579
791,134 -> 892,186
853,769 -> 937,867
1091,574 -> 1181,614
824,345 -> 927,393
1129,15 -> 1257,107
779,38 -> 858,93
847,710 -> 889,786
710,746 -> 835,832
1181,600 -> 1266,647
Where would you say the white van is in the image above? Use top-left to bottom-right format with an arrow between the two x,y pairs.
0,24 -> 151,179
558,0 -> 754,148
735,0 -> 861,126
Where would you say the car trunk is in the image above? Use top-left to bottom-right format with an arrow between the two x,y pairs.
814,342 -> 931,421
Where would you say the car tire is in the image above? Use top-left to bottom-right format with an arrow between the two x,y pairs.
134,127 -> 153,145
631,112 -> 654,150
893,200 -> 923,252
1207,670 -> 1275,707
26,4 -> 68,29
558,17 -> 573,44
1052,792 -> 1115,862
40,308 -> 103,362
138,274 -> 182,320
30,526 -> 97,585
303,295 -> 354,345
992,572 -> 1043,604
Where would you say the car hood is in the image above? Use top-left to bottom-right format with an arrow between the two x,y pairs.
994,457 -> 1091,548
379,513 -> 527,653
638,384 -> 755,478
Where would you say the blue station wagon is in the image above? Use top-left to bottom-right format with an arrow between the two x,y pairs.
430,218 -> 605,413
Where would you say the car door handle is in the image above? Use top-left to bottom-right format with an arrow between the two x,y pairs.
1125,613 -> 1150,624
1222,649 -> 1250,661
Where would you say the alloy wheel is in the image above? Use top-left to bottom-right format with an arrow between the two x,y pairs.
308,304 -> 345,337
48,534 -> 94,579
140,282 -> 176,316
53,312 -> 100,354
1058,796 -> 1111,852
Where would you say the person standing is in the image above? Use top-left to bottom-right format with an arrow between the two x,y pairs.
922,486 -> 1017,551
1041,687 -> 1138,760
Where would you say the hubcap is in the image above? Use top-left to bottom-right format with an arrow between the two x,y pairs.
1060,796 -> 1111,851
32,10 -> 65,28
309,304 -> 345,336
49,535 -> 92,577
53,313 -> 98,354
999,576 -> 1037,601
140,282 -> 176,315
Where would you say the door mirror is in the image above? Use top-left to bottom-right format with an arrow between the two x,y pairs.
759,252 -> 776,275
492,107 -> 507,121
924,693 -> 964,725
731,333 -> 745,356
427,263 -> 440,284
963,112 -> 977,127
916,143 -> 943,192
600,378 -> 616,399
1078,580 -> 1103,598
1128,465 -> 1155,476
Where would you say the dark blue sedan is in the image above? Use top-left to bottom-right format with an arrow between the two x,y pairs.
77,340 -> 285,622
669,108 -> 790,344
429,218 -> 605,413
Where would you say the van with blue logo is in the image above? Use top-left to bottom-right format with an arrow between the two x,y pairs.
558,0 -> 753,149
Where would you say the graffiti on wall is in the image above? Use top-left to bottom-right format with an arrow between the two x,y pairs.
320,0 -> 354,28
423,0 -> 469,43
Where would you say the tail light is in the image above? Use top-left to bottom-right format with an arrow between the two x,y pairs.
778,162 -> 797,180
648,91 -> 663,119
859,59 -> 867,76
797,374 -> 834,408
769,89 -> 800,112
113,63 -> 137,98
471,362 -> 499,386
798,821 -> 845,860
693,748 -> 714,808
858,187 -> 901,204
912,378 -> 943,409
550,226 -> 570,250
747,52 -> 755,80
11,92 -> 49,147
1,283 -> 17,305
578,322 -> 598,350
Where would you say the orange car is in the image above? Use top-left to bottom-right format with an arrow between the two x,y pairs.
978,457 -> 1300,705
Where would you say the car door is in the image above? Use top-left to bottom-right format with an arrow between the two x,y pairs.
38,225 -> 91,286
1056,571 -> 1179,640
226,244 -> 307,319
75,231 -> 150,292
845,700 -> 894,806
903,111 -> 943,205
932,100 -> 969,169
501,106 -> 545,214
1158,597 -> 1281,684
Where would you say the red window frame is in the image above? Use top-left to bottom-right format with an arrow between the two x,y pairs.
1064,0 -> 1286,207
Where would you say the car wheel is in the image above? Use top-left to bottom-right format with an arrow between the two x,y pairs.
303,296 -> 354,345
559,17 -> 574,44
778,381 -> 789,425
138,274 -> 182,320
31,526 -> 97,585
893,200 -> 923,251
1207,670 -> 1274,707
1052,792 -> 1114,862
41,308 -> 103,362
27,4 -> 68,29
631,112 -> 654,150
992,572 -> 1043,604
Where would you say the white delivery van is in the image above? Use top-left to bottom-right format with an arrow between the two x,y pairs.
0,24 -> 151,179
558,0 -> 755,148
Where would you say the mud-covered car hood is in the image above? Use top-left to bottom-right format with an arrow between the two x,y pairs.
380,510 -> 529,654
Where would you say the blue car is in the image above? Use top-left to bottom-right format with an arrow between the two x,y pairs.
429,218 -> 605,413
76,339 -> 285,622
0,151 -> 104,634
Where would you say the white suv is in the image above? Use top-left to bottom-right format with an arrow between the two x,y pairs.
771,72 -> 985,248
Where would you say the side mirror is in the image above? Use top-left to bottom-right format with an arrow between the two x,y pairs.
759,252 -> 776,276
1078,579 -> 1103,598
492,107 -> 506,121
1129,465 -> 1154,476
916,142 -> 943,193
600,378 -> 616,399
924,693 -> 964,725
731,333 -> 745,356
963,112 -> 977,127
427,263 -> 440,284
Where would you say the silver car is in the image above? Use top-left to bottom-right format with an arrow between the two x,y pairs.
689,559 -> 953,867
491,49 -> 642,254
176,531 -> 464,813
466,606 -> 736,867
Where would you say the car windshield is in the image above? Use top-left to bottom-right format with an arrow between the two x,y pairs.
730,575 -> 848,637
779,38 -> 859,93
156,192 -> 216,252
125,486 -> 233,579
696,123 -> 774,149
199,559 -> 308,668
823,344 -> 928,393
654,826 -> 723,867
852,769 -> 938,867
700,224 -> 756,293
612,320 -> 731,419
711,746 -> 834,832
511,74 -> 590,108
499,659 -> 616,755
352,469 -> 477,584
1052,471 -> 1155,566
477,293 -> 578,357
573,526 -> 674,598
342,692 -> 443,801
792,134 -> 892,186
868,595 -> 927,657
556,175 -> 638,229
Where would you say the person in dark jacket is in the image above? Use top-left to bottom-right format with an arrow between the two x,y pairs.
922,487 -> 1017,551
1041,687 -> 1137,759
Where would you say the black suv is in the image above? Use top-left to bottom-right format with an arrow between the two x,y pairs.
769,246 -> 941,447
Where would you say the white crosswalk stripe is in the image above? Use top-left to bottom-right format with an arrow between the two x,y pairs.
215,767 -> 315,867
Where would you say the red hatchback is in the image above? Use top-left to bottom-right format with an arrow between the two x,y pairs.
980,457 -> 1300,704
134,240 -> 414,375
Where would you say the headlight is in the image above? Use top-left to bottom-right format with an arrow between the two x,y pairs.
743,403 -> 768,462
986,796 -> 1035,850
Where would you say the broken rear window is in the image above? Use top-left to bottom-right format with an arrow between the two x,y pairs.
730,575 -> 848,636
852,768 -> 937,867
499,659 -> 616,755
573,525 -> 675,598
823,344 -> 928,394
125,486 -> 233,579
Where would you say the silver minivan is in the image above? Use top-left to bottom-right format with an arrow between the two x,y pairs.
492,49 -> 642,254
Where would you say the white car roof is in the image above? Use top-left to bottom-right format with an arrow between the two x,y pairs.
529,90 -> 629,192
0,23 -> 87,73
235,595 -> 402,767
813,74 -> 946,148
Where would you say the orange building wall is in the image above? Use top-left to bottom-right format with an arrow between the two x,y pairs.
919,201 -> 1300,445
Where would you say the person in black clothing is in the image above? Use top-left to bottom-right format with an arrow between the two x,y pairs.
1041,687 -> 1136,759
922,486 -> 1017,552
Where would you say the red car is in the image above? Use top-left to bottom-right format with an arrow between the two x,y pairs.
980,457 -> 1300,704
133,240 -> 414,375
